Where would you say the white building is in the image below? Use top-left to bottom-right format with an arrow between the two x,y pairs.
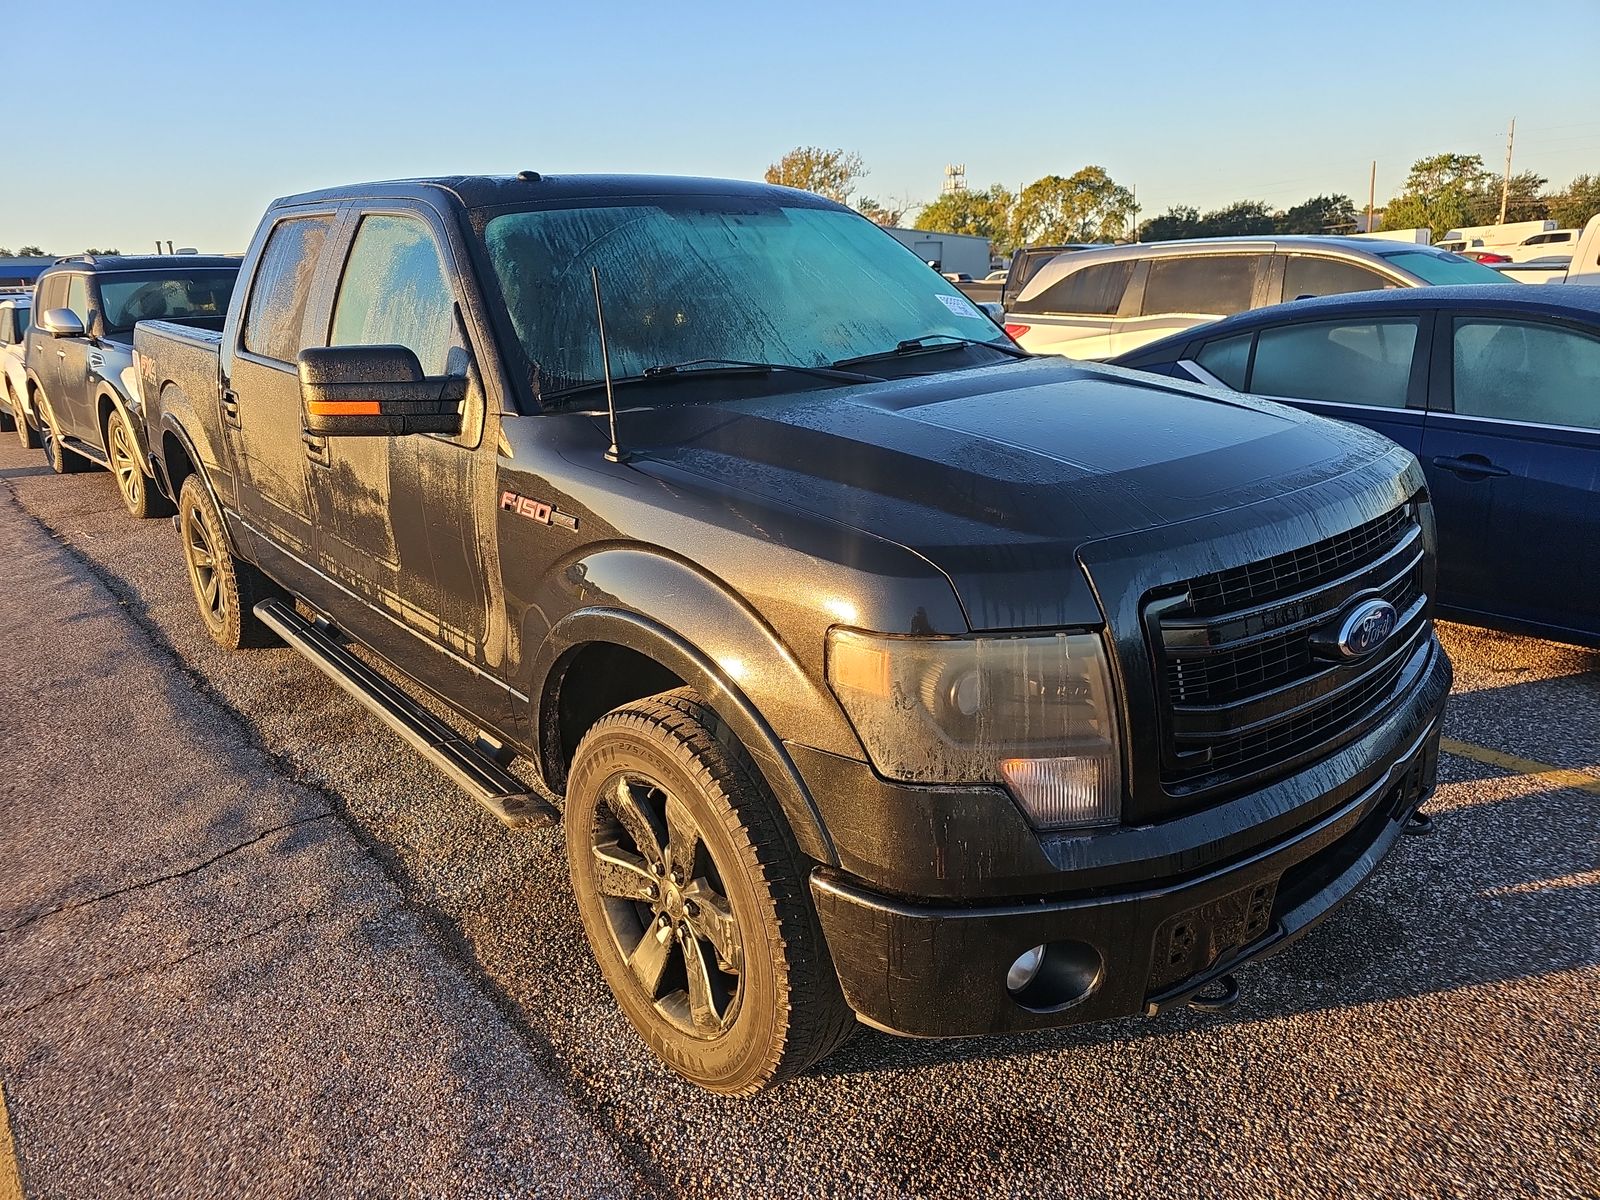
881,227 -> 992,279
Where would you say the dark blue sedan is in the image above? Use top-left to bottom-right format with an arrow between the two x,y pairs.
1114,286 -> 1600,649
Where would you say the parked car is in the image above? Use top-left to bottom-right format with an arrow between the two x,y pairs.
1004,237 -> 1513,360
1503,227 -> 1581,262
0,294 -> 36,448
998,243 -> 1107,308
982,268 -> 1009,282
1114,285 -> 1600,648
23,254 -> 240,515
137,172 -> 1448,1095
1490,213 -> 1600,284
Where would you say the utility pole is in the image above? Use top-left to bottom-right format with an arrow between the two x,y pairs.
1499,117 -> 1515,225
1367,161 -> 1376,233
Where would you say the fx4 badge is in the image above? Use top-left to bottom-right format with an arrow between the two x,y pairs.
500,490 -> 578,531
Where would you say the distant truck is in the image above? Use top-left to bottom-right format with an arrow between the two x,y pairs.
1490,214 -> 1600,284
1435,219 -> 1556,255
136,172 -> 1449,1095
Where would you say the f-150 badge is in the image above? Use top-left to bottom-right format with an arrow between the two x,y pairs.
500,490 -> 578,530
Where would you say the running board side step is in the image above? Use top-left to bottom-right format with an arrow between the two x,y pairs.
253,598 -> 556,829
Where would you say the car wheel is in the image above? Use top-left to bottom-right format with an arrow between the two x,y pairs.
37,395 -> 89,474
8,383 -> 38,450
566,688 -> 854,1095
108,408 -> 170,519
177,474 -> 279,650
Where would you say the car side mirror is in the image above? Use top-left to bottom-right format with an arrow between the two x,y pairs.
977,301 -> 1005,327
297,345 -> 466,437
38,308 -> 85,338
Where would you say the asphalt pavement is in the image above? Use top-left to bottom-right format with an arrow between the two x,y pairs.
0,437 -> 1595,1199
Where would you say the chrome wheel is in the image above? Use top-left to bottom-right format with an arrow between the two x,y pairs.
182,492 -> 225,629
589,771 -> 745,1039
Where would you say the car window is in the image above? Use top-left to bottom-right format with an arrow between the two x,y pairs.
1142,255 -> 1264,317
1282,256 -> 1396,301
1194,332 -> 1253,388
1014,260 -> 1134,316
1452,319 -> 1600,430
0,309 -> 12,345
243,216 -> 334,364
1375,250 -> 1512,285
35,274 -> 67,314
1250,319 -> 1419,408
98,270 -> 237,332
330,214 -> 457,375
65,275 -> 91,325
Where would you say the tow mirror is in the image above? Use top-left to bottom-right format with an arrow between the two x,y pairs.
297,345 -> 465,437
38,308 -> 85,338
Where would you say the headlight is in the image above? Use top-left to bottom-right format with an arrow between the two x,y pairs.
120,363 -> 144,409
825,628 -> 1122,830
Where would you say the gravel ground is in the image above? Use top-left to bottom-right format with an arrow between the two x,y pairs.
0,437 -> 1595,1199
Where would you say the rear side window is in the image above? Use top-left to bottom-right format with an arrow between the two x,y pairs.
1194,332 -> 1253,389
1250,319 -> 1419,408
1016,260 -> 1133,316
1142,255 -> 1264,317
243,216 -> 333,364
1282,256 -> 1395,301
329,214 -> 457,375
1452,319 -> 1600,430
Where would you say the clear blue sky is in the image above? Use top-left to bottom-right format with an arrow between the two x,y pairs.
3,0 -> 1597,253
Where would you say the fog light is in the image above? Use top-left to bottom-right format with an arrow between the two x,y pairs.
1000,753 -> 1121,829
1006,945 -> 1046,993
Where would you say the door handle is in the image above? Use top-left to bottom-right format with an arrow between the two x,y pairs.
221,389 -> 241,427
1431,454 -> 1509,479
302,431 -> 330,467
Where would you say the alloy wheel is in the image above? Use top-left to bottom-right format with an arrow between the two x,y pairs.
183,496 -> 225,627
589,772 -> 745,1038
110,417 -> 141,510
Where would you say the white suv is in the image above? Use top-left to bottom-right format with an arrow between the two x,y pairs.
0,294 -> 35,448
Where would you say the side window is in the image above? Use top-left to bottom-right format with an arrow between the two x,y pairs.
1016,260 -> 1134,317
1194,332 -> 1253,389
65,275 -> 91,324
243,215 -> 334,364
1453,319 -> 1600,430
1250,319 -> 1419,408
35,274 -> 67,315
1282,256 -> 1395,301
329,214 -> 457,375
1142,255 -> 1264,317
0,309 -> 13,345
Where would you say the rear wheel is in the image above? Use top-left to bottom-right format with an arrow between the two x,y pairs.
565,688 -> 854,1095
8,382 -> 38,450
107,408 -> 170,519
178,474 -> 279,650
37,395 -> 89,474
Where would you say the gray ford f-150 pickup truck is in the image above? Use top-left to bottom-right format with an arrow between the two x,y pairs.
136,173 -> 1451,1095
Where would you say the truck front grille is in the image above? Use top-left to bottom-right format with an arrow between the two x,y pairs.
1147,503 -> 1429,802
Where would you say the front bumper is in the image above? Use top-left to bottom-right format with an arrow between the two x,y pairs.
810,657 -> 1447,1039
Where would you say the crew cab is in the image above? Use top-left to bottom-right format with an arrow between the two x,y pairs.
24,255 -> 239,515
137,174 -> 1451,1095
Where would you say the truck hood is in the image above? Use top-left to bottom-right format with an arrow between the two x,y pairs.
631,358 -> 1403,629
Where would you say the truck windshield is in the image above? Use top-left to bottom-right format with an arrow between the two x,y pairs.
482,200 -> 1012,399
1375,251 -> 1515,286
98,269 -> 239,332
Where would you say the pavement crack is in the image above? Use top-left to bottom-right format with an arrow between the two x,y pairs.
0,910 -> 312,1024
0,811 -> 334,936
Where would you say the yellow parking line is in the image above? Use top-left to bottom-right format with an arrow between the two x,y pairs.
1440,737 -> 1600,798
0,1082 -> 21,1200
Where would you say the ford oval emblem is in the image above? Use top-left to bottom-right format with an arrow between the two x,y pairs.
1333,599 -> 1398,660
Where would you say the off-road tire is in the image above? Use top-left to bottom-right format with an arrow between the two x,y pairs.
178,474 -> 280,650
107,407 -> 171,519
566,688 -> 855,1095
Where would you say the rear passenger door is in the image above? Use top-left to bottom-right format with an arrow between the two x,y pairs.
1109,253 -> 1270,356
1421,315 -> 1600,638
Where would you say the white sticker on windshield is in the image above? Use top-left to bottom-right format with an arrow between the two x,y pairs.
936,293 -> 985,320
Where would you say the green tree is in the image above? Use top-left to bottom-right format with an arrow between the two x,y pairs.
83,247 -> 121,256
1466,170 -> 1548,225
855,195 -> 914,227
1013,167 -> 1134,245
17,245 -> 47,257
1275,194 -> 1358,235
1138,206 -> 1200,242
1550,174 -> 1600,228
1382,152 -> 1492,238
913,184 -> 1016,250
764,146 -> 867,204
1193,200 -> 1274,237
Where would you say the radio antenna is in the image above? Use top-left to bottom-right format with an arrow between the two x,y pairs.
590,265 -> 627,464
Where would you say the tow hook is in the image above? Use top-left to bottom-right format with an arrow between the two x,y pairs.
1403,809 -> 1436,837
1186,974 -> 1240,1014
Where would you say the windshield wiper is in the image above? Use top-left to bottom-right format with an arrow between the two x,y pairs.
544,358 -> 880,401
832,333 -> 1029,370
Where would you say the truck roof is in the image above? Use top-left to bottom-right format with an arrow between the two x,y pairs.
271,173 -> 842,212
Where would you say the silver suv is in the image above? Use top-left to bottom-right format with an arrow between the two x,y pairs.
1003,236 -> 1512,360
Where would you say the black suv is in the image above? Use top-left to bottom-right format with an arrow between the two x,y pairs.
24,255 -> 239,516
137,175 -> 1450,1094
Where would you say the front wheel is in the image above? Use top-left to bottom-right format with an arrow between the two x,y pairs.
565,688 -> 854,1095
37,395 -> 89,474
108,408 -> 170,519
177,474 -> 279,650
